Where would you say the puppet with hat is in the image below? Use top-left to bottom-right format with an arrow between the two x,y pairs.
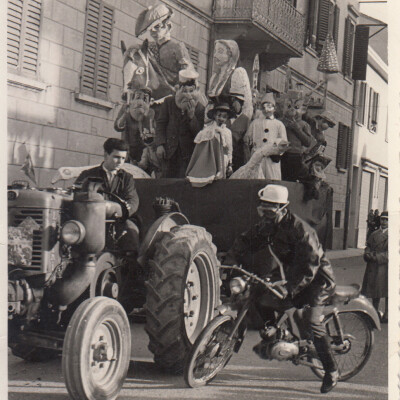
186,102 -> 234,187
243,92 -> 288,180
135,4 -> 194,89
114,79 -> 155,163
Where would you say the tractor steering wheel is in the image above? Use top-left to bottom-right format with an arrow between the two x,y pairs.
102,191 -> 130,222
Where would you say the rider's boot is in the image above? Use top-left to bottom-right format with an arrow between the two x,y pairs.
314,335 -> 338,394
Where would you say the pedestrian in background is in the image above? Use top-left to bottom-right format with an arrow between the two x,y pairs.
366,209 -> 376,240
362,210 -> 388,323
374,209 -> 381,230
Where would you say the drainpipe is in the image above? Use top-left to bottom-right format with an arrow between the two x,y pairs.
343,80 -> 359,249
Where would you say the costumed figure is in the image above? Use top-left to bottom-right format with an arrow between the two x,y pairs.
362,210 -> 388,323
207,40 -> 253,120
227,90 -> 250,171
230,139 -> 289,179
137,129 -> 163,178
186,103 -> 234,187
243,92 -> 287,180
277,89 -> 313,182
302,109 -> 336,201
155,69 -> 205,178
135,4 -> 194,96
114,82 -> 154,163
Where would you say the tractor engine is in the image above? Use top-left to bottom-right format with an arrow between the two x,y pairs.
8,184 -> 73,319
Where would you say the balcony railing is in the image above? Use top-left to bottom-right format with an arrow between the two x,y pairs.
213,0 -> 305,55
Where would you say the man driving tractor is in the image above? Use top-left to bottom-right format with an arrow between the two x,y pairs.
224,184 -> 339,393
75,138 -> 140,254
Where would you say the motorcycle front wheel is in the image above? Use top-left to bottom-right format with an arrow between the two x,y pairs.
184,315 -> 238,388
311,311 -> 374,381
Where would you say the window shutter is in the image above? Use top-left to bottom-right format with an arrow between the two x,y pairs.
352,25 -> 369,81
7,0 -> 42,75
316,0 -> 332,53
345,126 -> 352,168
367,87 -> 373,129
336,122 -> 350,169
333,5 -> 340,49
357,81 -> 366,124
187,46 -> 200,69
81,0 -> 114,100
342,17 -> 353,77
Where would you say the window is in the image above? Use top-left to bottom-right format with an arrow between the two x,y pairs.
342,17 -> 355,78
357,81 -> 367,124
80,0 -> 114,100
306,0 -> 340,53
7,0 -> 42,77
367,88 -> 379,133
336,123 -> 352,170
334,210 -> 341,228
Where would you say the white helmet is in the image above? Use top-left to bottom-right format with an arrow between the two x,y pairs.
258,184 -> 289,205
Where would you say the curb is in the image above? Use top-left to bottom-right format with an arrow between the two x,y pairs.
328,255 -> 365,268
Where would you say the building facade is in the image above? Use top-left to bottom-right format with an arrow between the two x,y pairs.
347,13 -> 388,248
7,0 -> 367,249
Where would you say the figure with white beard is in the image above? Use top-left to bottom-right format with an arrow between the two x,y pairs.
114,82 -> 155,163
155,69 -> 205,178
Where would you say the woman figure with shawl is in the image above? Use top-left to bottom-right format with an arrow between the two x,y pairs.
207,40 -> 253,119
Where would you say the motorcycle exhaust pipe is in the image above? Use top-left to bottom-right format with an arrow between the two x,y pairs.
47,256 -> 96,306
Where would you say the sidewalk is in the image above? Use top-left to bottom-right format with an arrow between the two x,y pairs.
326,247 -> 364,268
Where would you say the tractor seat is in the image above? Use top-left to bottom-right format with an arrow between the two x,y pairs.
331,284 -> 360,304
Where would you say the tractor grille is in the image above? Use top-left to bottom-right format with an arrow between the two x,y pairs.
13,209 -> 44,269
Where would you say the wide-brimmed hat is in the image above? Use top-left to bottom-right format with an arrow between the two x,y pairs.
178,68 -> 199,86
229,91 -> 245,102
207,103 -> 235,119
135,4 -> 173,37
316,109 -> 336,127
380,211 -> 388,218
128,80 -> 152,97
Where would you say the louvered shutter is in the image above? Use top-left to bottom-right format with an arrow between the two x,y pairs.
7,0 -> 42,76
345,125 -> 352,168
357,81 -> 366,124
316,0 -> 331,53
342,17 -> 352,77
81,0 -> 114,100
333,5 -> 340,50
352,25 -> 369,81
372,92 -> 379,126
336,122 -> 350,169
367,87 -> 373,129
187,46 -> 200,69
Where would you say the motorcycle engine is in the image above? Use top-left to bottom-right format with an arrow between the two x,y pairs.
270,341 -> 299,361
253,339 -> 299,361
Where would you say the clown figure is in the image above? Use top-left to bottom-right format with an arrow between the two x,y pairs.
243,93 -> 287,180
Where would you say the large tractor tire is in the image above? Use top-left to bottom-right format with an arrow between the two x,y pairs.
145,225 -> 220,373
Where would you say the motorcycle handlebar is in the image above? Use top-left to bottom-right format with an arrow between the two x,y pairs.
220,265 -> 287,300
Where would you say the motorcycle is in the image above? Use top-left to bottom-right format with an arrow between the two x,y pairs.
184,264 -> 380,388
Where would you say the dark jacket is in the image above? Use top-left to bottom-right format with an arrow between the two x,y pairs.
75,164 -> 139,217
282,118 -> 312,154
226,210 -> 335,305
362,228 -> 388,298
155,96 -> 205,160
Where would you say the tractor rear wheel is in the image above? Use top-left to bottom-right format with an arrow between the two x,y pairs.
145,225 -> 220,373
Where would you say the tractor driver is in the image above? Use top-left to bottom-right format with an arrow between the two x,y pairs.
75,138 -> 140,254
224,184 -> 339,394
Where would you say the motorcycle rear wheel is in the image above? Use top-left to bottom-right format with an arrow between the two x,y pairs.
311,311 -> 374,381
184,315 -> 238,388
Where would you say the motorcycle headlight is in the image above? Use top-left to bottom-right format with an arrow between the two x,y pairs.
61,220 -> 86,245
229,277 -> 247,295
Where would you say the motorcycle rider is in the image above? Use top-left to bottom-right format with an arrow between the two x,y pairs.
224,183 -> 338,393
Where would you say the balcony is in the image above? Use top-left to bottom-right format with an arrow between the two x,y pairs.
213,0 -> 305,57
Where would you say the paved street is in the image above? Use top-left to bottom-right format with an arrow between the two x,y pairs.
8,262 -> 389,400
